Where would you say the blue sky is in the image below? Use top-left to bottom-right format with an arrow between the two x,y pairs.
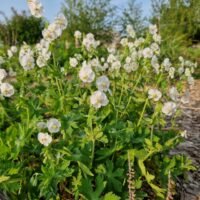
0,0 -> 152,21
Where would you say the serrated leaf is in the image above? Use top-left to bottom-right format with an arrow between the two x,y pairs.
78,161 -> 94,176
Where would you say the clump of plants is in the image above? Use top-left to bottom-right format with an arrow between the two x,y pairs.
0,0 -> 197,199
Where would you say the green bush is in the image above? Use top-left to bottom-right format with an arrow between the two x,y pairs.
0,8 -> 45,46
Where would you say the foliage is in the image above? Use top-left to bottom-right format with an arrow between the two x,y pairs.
120,0 -> 145,35
0,8 -> 45,46
151,0 -> 200,59
62,0 -> 116,43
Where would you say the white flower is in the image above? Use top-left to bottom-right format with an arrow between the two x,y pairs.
74,30 -> 82,39
163,58 -> 171,71
36,55 -> 47,68
89,58 -> 100,68
178,67 -> 184,75
90,91 -> 109,109
149,24 -> 158,35
134,37 -> 144,47
96,75 -> 110,92
69,57 -> 78,67
169,87 -> 179,102
151,56 -> 160,74
169,67 -> 175,79
150,43 -> 160,53
101,63 -> 109,71
124,62 -> 138,73
126,25 -> 136,38
42,15 -> 67,43
101,57 -> 105,63
0,83 -> 14,97
19,44 -> 35,70
79,63 -> 95,83
180,130 -> 187,139
185,68 -> 191,77
74,53 -> 82,61
148,89 -> 162,101
0,69 -> 7,81
107,54 -> 117,64
153,34 -> 161,43
143,48 -> 153,59
38,132 -> 52,146
36,39 -> 50,52
82,33 -> 100,51
7,50 -> 13,58
27,0 -> 43,18
110,60 -> 121,71
54,14 -> 68,30
162,102 -> 177,116
179,56 -> 184,63
47,118 -> 61,133
120,38 -> 128,46
11,46 -> 18,53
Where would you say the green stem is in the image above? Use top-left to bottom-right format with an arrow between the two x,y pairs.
150,125 -> 154,142
91,139 -> 95,167
116,74 -> 125,120
137,98 -> 148,127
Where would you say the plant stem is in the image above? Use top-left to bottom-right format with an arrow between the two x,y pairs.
91,139 -> 95,167
137,98 -> 148,127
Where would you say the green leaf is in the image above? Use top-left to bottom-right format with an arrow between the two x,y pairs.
78,161 -> 94,176
0,175 -> 10,183
103,192 -> 121,200
79,175 -> 106,200
103,160 -> 124,192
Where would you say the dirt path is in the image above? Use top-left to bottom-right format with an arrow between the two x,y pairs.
173,80 -> 200,200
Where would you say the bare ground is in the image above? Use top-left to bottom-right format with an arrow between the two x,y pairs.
173,80 -> 200,200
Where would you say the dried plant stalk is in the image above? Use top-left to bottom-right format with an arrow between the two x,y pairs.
166,172 -> 176,200
127,151 -> 136,200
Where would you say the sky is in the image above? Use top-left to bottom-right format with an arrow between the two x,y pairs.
0,0 -> 152,21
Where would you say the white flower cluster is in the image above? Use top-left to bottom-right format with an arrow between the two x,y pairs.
79,61 -> 95,83
90,75 -> 110,109
107,53 -> 121,72
37,118 -> 61,146
0,68 -> 14,97
27,0 -> 43,18
126,25 -> 136,38
148,85 -> 191,116
149,24 -> 161,44
19,44 -> 35,71
42,14 -> 68,43
82,33 -> 100,51
7,46 -> 18,58
18,14 -> 67,70
161,56 -> 196,84
35,39 -> 51,68
72,35 -> 110,109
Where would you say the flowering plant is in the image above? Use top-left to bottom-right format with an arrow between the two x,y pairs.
0,1 -> 197,199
